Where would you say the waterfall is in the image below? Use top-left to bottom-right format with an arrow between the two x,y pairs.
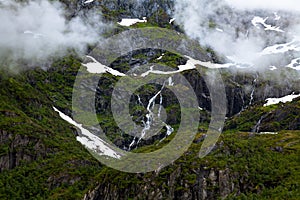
249,76 -> 258,106
165,124 -> 174,136
168,77 -> 174,86
129,137 -> 136,149
252,114 -> 266,133
137,83 -> 166,144
137,94 -> 144,106
133,80 -> 175,147
158,93 -> 163,118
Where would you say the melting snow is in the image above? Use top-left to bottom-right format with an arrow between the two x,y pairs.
157,53 -> 165,60
84,0 -> 94,4
252,16 -> 284,33
257,132 -> 278,135
286,58 -> 300,70
216,28 -> 224,32
198,107 -> 203,111
192,58 -> 237,69
169,18 -> 175,24
260,40 -> 300,55
53,107 -> 121,159
117,17 -> 147,26
269,66 -> 277,71
141,56 -> 233,77
82,56 -> 126,76
264,93 -> 300,106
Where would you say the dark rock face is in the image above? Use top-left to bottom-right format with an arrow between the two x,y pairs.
0,129 -> 45,171
258,97 -> 300,131
60,0 -> 175,23
0,110 -> 49,172
94,48 -> 300,118
83,167 -> 241,200
88,0 -> 174,18
87,46 -> 300,150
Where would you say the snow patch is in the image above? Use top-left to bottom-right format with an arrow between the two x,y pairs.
53,107 -> 121,159
264,93 -> 300,106
286,58 -> 300,70
198,107 -> 203,111
269,66 -> 277,71
84,0 -> 94,4
82,56 -> 126,76
117,17 -> 147,27
216,28 -> 224,32
260,40 -> 300,55
141,56 -> 235,77
157,53 -> 165,60
257,132 -> 278,135
169,18 -> 175,24
251,16 -> 284,33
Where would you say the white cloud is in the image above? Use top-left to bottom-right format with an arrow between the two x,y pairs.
225,0 -> 300,12
174,0 -> 300,69
0,0 -> 108,65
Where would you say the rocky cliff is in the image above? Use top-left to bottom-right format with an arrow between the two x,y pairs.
0,0 -> 300,199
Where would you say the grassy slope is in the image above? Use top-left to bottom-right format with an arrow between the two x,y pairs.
89,130 -> 300,199
0,52 -> 299,199
0,9 -> 299,196
0,57 -> 101,199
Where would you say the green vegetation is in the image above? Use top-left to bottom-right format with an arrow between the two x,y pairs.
0,56 -> 101,199
91,130 -> 300,199
1,53 -> 299,199
226,97 -> 300,132
0,2 -> 299,198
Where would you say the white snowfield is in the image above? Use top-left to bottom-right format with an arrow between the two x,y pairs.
82,54 -> 237,78
286,58 -> 300,70
184,56 -> 237,69
117,17 -> 147,26
53,107 -> 121,159
82,56 -> 126,76
141,56 -> 235,77
264,93 -> 300,107
260,40 -> 300,55
252,16 -> 284,32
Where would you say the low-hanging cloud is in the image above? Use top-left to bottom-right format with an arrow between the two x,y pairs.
0,0 -> 108,67
173,0 -> 300,69
224,0 -> 300,12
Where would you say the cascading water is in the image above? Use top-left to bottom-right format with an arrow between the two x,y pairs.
252,114 -> 267,133
129,79 -> 175,149
249,76 -> 258,106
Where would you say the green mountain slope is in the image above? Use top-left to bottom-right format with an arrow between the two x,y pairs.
0,1 -> 300,199
0,57 -> 101,199
0,53 -> 299,199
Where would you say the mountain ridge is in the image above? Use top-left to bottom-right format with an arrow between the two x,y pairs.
0,0 -> 300,199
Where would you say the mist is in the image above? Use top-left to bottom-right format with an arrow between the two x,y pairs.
173,0 -> 300,70
224,0 -> 300,12
0,0 -> 108,68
